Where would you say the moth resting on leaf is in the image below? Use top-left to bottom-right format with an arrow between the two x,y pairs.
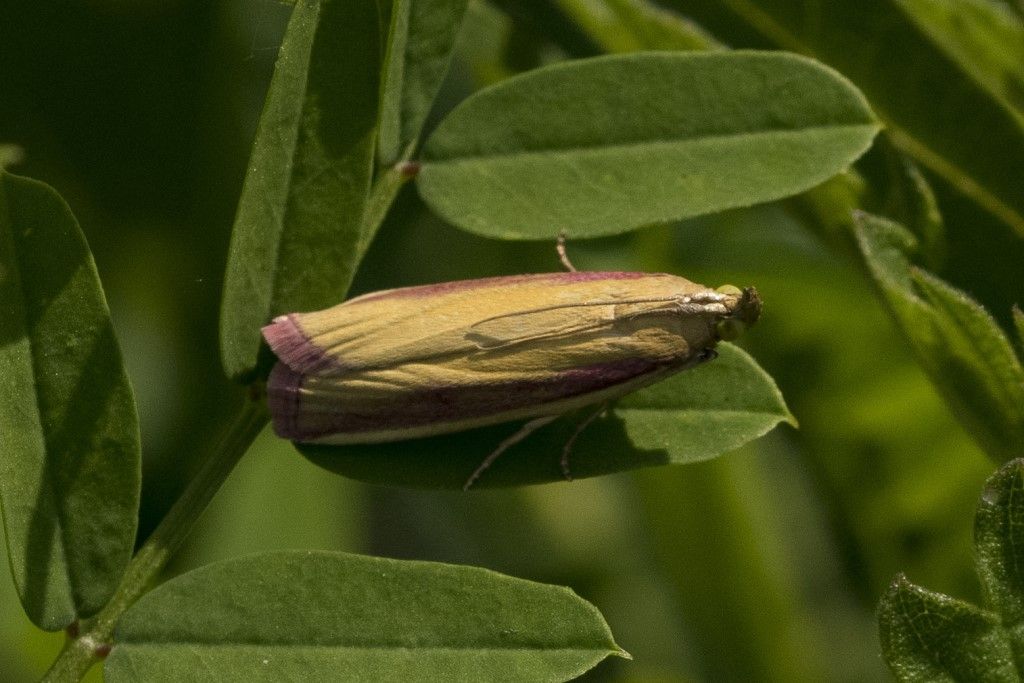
262,271 -> 761,486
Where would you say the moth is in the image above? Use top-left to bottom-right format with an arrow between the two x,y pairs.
263,270 -> 761,488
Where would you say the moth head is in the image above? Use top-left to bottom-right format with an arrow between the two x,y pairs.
714,285 -> 761,341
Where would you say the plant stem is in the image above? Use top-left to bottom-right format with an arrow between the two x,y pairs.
41,159 -> 404,683
41,397 -> 269,682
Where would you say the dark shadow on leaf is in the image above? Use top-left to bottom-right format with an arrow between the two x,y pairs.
300,407 -> 670,490
306,1 -> 378,156
0,175 -> 81,347
0,174 -> 137,627
24,324 -> 136,622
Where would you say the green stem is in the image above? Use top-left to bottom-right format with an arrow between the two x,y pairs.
41,397 -> 269,682
40,158 -> 406,682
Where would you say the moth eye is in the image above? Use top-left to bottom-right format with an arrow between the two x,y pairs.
715,284 -> 742,296
716,317 -> 745,341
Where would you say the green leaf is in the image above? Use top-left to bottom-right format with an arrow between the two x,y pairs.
416,51 -> 879,240
377,0 -> 469,165
301,343 -> 793,489
666,0 -> 1024,235
0,172 -> 140,630
895,0 -> 1024,117
878,574 -> 1018,681
879,459 -> 1024,679
853,212 -> 1024,462
219,0 -> 381,380
557,0 -> 723,52
975,459 -> 1024,651
861,136 -> 946,270
106,551 -> 626,682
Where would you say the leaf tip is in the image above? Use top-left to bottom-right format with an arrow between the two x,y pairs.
883,572 -> 911,602
981,458 -> 1024,504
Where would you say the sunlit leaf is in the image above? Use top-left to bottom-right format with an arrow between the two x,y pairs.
107,551 -> 626,682
417,51 -> 878,239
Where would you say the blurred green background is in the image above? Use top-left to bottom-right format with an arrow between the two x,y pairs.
1,1 -> 1020,681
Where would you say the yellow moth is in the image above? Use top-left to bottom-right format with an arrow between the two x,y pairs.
263,269 -> 761,486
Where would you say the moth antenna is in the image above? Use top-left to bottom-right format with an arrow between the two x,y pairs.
557,231 -> 578,272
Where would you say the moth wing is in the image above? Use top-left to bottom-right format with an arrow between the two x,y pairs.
467,297 -> 678,349
269,293 -> 471,374
275,288 -> 683,373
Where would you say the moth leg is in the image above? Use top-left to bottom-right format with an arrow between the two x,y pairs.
464,415 -> 560,491
561,402 -> 609,481
556,231 -> 577,272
